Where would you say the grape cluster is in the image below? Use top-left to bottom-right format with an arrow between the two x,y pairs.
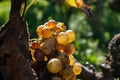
29,20 -> 82,80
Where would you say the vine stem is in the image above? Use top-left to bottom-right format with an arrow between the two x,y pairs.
21,0 -> 36,15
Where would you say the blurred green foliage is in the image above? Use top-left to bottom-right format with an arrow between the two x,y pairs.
0,1 -> 10,26
0,0 -> 120,69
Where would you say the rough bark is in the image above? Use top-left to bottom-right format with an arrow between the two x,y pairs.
0,0 -> 38,80
108,34 -> 120,78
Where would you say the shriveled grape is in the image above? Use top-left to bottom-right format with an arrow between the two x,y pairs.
63,43 -> 75,55
57,52 -> 70,66
45,37 -> 56,46
41,41 -> 53,55
34,49 -> 44,62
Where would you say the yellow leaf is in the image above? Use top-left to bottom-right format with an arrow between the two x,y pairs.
66,0 -> 77,8
66,0 -> 83,8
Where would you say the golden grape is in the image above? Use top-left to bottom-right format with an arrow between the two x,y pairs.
73,62 -> 82,75
56,32 -> 69,45
66,30 -> 76,43
36,25 -> 44,37
47,58 -> 62,73
44,20 -> 57,29
41,27 -> 52,38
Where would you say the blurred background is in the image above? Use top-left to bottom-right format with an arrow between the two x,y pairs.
0,0 -> 120,70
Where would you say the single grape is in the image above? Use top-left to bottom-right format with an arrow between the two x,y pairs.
36,25 -> 44,37
73,62 -> 82,75
45,37 -> 56,46
57,52 -> 70,66
34,49 -> 44,62
41,27 -> 52,38
44,20 -> 57,29
66,30 -> 76,43
47,58 -> 62,73
63,43 -> 75,55
41,41 -> 53,55
31,41 -> 40,49
56,32 -> 69,45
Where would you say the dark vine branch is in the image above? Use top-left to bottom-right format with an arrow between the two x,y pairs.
0,0 -> 38,80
